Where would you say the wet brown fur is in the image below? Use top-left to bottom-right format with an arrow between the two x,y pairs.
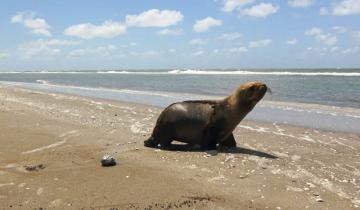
144,82 -> 268,149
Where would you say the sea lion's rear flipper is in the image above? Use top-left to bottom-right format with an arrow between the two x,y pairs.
219,133 -> 237,148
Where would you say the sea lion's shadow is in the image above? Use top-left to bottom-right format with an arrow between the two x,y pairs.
161,144 -> 278,159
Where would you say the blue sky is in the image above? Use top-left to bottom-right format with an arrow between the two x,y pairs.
0,0 -> 360,71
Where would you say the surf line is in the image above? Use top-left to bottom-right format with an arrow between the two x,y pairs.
22,130 -> 80,155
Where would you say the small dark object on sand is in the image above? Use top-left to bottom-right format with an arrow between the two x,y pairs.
101,155 -> 116,167
24,164 -> 46,171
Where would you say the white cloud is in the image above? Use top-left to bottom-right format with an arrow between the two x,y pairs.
143,50 -> 161,56
19,41 -> 59,58
0,52 -> 11,59
64,21 -> 126,39
221,32 -> 243,40
353,31 -> 360,42
69,45 -> 117,57
157,28 -> 183,36
332,26 -> 348,33
193,17 -> 222,33
129,50 -> 162,57
11,13 -> 24,23
333,0 -> 360,16
306,47 -> 317,51
213,49 -> 219,54
68,49 -> 87,57
240,3 -> 279,17
43,39 -> 79,46
192,50 -> 204,57
168,48 -> 176,53
249,39 -> 272,48
125,9 -> 183,27
305,27 -> 323,36
286,38 -> 298,45
19,39 -> 79,58
319,7 -> 329,15
189,38 -> 207,45
11,12 -> 51,36
306,47 -> 330,56
222,0 -> 255,13
330,46 -> 340,52
305,27 -> 338,46
229,47 -> 248,53
307,46 -> 338,55
119,42 -> 137,49
322,36 -> 337,46
341,46 -> 359,54
288,0 -> 313,8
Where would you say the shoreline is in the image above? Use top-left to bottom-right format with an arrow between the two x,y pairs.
3,80 -> 360,110
0,85 -> 359,209
1,81 -> 360,134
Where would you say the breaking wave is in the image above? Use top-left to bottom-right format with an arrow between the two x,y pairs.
1,69 -> 359,76
96,69 -> 360,76
166,69 -> 360,76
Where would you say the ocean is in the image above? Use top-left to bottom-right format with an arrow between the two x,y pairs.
1,69 -> 359,133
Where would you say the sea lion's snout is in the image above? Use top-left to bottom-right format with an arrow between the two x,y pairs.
251,83 -> 267,101
259,84 -> 267,93
238,82 -> 268,105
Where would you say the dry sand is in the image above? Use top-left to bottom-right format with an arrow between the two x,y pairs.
0,85 -> 359,210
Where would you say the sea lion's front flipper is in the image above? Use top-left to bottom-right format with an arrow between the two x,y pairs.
219,133 -> 237,148
201,133 -> 218,150
202,121 -> 223,150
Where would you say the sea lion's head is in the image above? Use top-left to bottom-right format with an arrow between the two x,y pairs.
234,81 -> 268,107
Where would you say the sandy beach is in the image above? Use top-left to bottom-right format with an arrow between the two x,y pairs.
0,85 -> 359,210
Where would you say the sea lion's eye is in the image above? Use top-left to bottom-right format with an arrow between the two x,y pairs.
249,86 -> 256,91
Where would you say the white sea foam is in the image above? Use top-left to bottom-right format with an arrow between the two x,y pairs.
96,69 -> 360,76
36,80 -> 50,85
3,80 -> 179,98
167,69 -> 360,76
22,130 -> 79,154
22,139 -> 67,154
1,69 -> 360,76
0,71 -> 92,74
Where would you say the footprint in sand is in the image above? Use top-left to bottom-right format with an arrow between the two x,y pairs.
37,187 -> 44,195
18,183 -> 26,188
130,121 -> 151,134
49,199 -> 62,208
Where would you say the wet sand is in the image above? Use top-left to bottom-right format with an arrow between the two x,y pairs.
0,85 -> 359,209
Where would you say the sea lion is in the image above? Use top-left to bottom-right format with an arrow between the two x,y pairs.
144,81 -> 268,150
